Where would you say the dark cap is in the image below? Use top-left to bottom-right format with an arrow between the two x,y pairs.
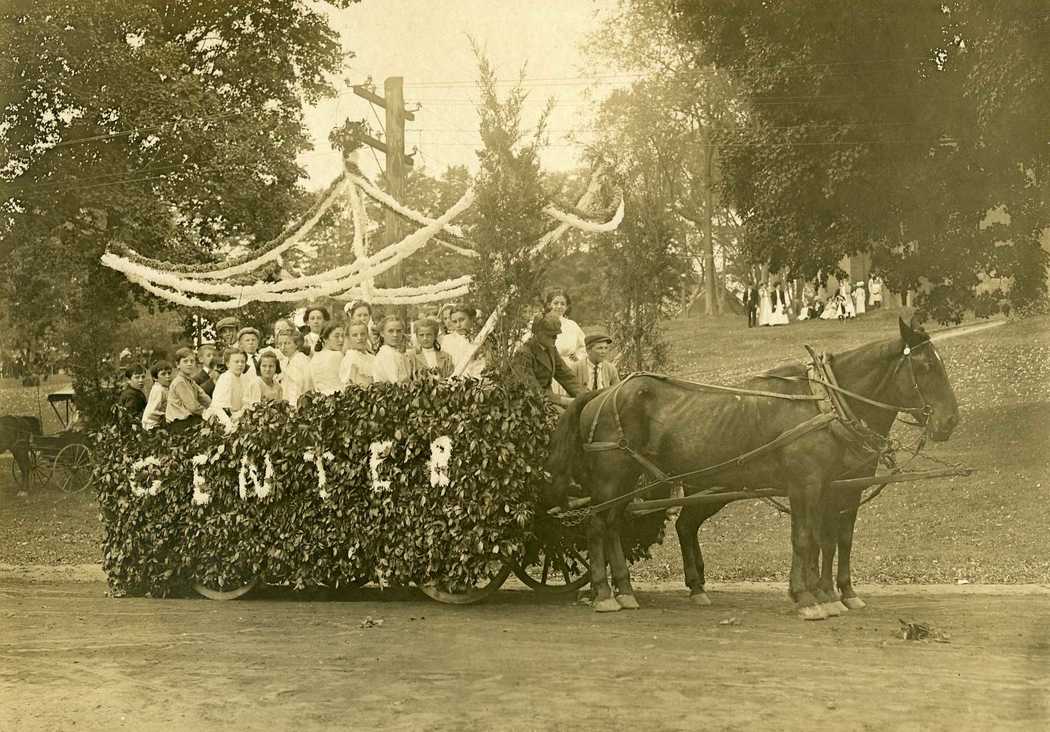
585,332 -> 613,348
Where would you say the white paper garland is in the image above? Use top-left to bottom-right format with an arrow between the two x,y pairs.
349,172 -> 466,239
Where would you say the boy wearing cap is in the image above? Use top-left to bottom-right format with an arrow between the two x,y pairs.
575,332 -> 621,393
510,312 -> 580,406
215,316 -> 241,348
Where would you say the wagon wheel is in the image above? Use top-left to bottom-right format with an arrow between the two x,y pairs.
513,545 -> 590,595
418,561 -> 514,605
192,575 -> 260,601
31,454 -> 52,488
56,443 -> 93,494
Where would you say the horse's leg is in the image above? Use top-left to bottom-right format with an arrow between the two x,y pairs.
606,515 -> 639,610
816,494 -> 847,616
788,481 -> 828,621
589,512 -> 619,613
12,442 -> 31,489
836,488 -> 865,609
676,501 -> 725,606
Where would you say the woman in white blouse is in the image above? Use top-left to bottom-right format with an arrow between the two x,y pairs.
309,324 -> 345,395
545,289 -> 586,397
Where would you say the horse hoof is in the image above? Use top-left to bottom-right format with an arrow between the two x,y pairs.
690,592 -> 712,606
820,601 -> 842,617
833,600 -> 850,614
594,598 -> 622,613
842,596 -> 866,610
798,604 -> 828,621
615,594 -> 640,610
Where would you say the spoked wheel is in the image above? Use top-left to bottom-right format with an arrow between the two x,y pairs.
513,546 -> 590,595
192,576 -> 260,601
418,561 -> 514,605
56,443 -> 93,494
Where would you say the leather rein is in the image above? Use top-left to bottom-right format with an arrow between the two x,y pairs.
577,340 -> 937,514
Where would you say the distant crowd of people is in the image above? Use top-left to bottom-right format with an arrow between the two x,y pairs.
743,275 -> 884,328
117,289 -> 620,433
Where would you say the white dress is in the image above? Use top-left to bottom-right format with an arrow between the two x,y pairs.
550,317 -> 587,397
309,350 -> 344,395
757,285 -> 773,326
278,351 -> 313,407
869,277 -> 883,305
372,345 -> 410,384
339,349 -> 374,388
768,288 -> 790,326
839,282 -> 856,318
853,284 -> 867,315
820,296 -> 842,320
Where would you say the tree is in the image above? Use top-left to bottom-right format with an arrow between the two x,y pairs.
468,48 -> 554,370
587,0 -> 740,315
670,0 -> 1049,322
0,0 -> 355,403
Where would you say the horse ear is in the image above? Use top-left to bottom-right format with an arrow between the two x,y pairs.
898,316 -> 913,342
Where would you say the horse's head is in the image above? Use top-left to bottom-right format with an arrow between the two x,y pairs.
893,317 -> 960,441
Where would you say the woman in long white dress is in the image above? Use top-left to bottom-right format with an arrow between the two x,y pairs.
545,289 -> 587,397
757,282 -> 773,326
767,282 -> 790,326
852,281 -> 867,315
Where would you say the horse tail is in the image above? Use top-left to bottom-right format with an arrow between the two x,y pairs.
544,390 -> 605,508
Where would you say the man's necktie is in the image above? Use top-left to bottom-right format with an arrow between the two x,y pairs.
592,363 -> 599,390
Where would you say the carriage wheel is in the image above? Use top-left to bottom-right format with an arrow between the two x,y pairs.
418,561 -> 514,605
513,546 -> 590,595
192,575 -> 260,601
56,444 -> 93,494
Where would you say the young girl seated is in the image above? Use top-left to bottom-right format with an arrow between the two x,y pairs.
142,360 -> 173,431
206,348 -> 249,432
276,329 -> 312,407
309,324 -> 345,395
371,315 -> 411,384
339,321 -> 374,388
442,305 -> 485,378
166,347 -> 212,431
411,318 -> 454,379
245,351 -> 283,406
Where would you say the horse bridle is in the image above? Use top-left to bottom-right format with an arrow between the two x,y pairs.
878,339 -> 936,427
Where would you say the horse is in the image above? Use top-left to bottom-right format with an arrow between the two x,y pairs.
0,415 -> 42,487
545,317 -> 959,620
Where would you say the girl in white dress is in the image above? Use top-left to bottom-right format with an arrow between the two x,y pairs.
340,321 -> 374,388
767,282 -> 790,326
343,300 -> 376,353
371,315 -> 411,384
757,283 -> 773,326
276,330 -> 312,407
545,289 -> 586,397
309,324 -> 345,395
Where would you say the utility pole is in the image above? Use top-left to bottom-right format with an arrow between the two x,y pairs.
352,77 -> 415,319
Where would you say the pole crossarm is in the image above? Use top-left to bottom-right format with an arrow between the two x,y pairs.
353,84 -> 416,121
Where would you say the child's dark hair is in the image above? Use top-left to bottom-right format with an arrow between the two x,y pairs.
150,360 -> 173,379
414,318 -> 442,351
544,288 -> 573,316
173,346 -> 196,364
123,364 -> 146,379
315,323 -> 342,353
305,306 -> 330,324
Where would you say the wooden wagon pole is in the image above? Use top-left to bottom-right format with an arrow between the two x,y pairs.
552,466 -> 975,517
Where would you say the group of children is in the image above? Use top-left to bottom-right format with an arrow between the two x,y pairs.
118,300 -> 488,433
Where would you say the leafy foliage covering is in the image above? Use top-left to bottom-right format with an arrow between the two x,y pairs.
94,379 -> 556,597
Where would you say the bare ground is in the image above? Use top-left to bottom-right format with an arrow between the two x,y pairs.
1,580 -> 1049,731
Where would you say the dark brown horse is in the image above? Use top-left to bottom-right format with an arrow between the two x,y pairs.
1,415 -> 42,487
546,317 -> 959,620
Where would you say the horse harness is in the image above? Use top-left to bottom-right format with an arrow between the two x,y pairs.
577,341 -> 937,514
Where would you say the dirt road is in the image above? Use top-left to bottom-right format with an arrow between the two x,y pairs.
1,581 -> 1048,731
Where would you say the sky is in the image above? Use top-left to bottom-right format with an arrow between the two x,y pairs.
299,0 -> 626,189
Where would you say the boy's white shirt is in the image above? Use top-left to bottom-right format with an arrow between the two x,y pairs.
207,370 -> 247,432
141,383 -> 167,430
